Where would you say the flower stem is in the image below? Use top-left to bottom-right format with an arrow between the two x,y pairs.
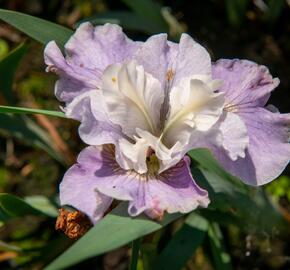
130,238 -> 141,270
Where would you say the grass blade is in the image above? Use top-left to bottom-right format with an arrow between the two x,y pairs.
0,105 -> 65,118
0,8 -> 72,46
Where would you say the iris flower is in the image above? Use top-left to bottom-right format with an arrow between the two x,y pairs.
44,23 -> 290,223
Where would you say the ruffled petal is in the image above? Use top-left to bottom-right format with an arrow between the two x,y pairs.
171,34 -> 211,85
61,146 -> 209,222
92,151 -> 210,219
116,128 -> 184,174
102,61 -> 164,138
59,146 -> 113,223
117,135 -> 151,174
210,112 -> 249,161
212,59 -> 289,185
65,23 -> 140,70
160,76 -> 224,166
142,156 -> 210,219
44,41 -> 99,103
65,90 -> 123,145
133,34 -> 177,88
212,109 -> 290,185
212,59 -> 279,109
218,112 -> 249,160
134,33 -> 211,88
44,23 -> 139,104
165,76 -> 224,135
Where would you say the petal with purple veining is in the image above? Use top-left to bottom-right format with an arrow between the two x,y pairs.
44,23 -> 140,104
211,59 -> 290,185
60,145 -> 209,222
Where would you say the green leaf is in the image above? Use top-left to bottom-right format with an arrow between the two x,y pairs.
196,166 -> 285,231
0,43 -> 27,104
189,149 -> 287,232
153,213 -> 208,270
45,203 -> 181,270
129,238 -> 141,270
0,9 -> 73,46
24,195 -> 58,217
189,148 -> 247,190
122,0 -> 168,33
207,223 -> 233,270
0,193 -> 54,219
0,114 -> 65,163
0,105 -> 66,118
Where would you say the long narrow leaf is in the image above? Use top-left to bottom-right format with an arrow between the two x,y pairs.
153,213 -> 208,270
0,43 -> 28,104
207,223 -> 233,270
45,203 -> 181,270
0,9 -> 72,46
0,105 -> 65,118
0,193 -> 55,219
24,195 -> 58,217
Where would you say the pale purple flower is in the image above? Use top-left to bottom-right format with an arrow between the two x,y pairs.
44,23 -> 289,223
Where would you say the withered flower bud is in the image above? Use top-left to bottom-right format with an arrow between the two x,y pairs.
55,208 -> 92,240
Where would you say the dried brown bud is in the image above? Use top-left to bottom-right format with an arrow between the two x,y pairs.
55,208 -> 92,240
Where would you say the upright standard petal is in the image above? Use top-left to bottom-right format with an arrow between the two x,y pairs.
102,61 -> 164,138
160,75 -> 224,169
211,59 -> 290,185
133,33 -> 211,89
133,34 -> 177,88
44,23 -> 140,104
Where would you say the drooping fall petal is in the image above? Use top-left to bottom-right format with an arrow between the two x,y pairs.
212,59 -> 290,185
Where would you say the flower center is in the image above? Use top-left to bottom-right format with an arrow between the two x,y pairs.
146,154 -> 160,175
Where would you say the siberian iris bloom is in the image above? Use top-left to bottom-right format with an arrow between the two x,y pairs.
44,23 -> 290,223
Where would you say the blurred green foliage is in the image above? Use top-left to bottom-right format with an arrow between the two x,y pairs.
0,39 -> 9,60
267,175 -> 290,201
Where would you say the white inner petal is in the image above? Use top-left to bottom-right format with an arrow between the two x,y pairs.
100,61 -> 225,174
162,76 -> 224,148
102,61 -> 164,139
213,112 -> 249,160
